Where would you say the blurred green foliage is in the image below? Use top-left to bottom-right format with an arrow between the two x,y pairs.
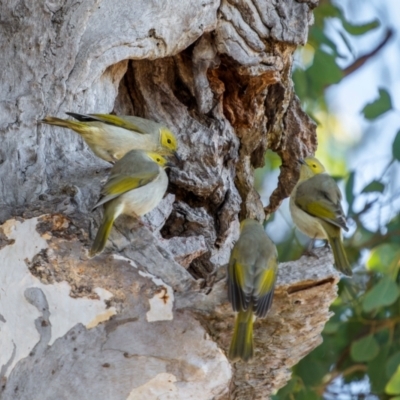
362,88 -> 392,120
270,1 -> 400,399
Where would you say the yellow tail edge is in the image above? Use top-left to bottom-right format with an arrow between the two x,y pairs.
228,309 -> 254,362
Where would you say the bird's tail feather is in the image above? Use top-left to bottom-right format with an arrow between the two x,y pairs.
329,235 -> 352,276
41,117 -> 90,135
229,308 -> 254,362
89,207 -> 116,258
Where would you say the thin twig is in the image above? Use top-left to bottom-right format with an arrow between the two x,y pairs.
350,230 -> 400,249
315,364 -> 368,395
343,29 -> 394,77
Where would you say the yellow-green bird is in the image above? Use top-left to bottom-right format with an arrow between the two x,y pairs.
41,112 -> 179,163
228,219 -> 278,362
290,156 -> 352,276
90,149 -> 170,257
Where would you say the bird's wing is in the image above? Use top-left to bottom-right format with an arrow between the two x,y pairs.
89,114 -> 150,134
254,256 -> 277,318
295,174 -> 348,231
66,112 -> 149,134
93,170 -> 159,209
66,112 -> 104,123
227,253 -> 251,313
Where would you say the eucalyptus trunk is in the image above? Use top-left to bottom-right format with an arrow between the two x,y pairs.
0,1 -> 338,399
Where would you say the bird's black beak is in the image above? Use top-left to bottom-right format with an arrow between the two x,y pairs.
173,151 -> 182,163
298,158 -> 306,165
165,161 -> 175,169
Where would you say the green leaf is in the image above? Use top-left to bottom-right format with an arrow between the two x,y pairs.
350,334 -> 379,362
342,19 -> 380,36
362,180 -> 385,194
309,26 -> 338,55
387,215 -> 400,244
345,171 -> 355,212
362,88 -> 392,120
296,388 -> 321,400
340,320 -> 365,344
338,30 -> 354,56
313,3 -> 341,27
351,225 -> 375,248
277,232 -> 303,263
374,327 -> 390,345
324,321 -> 340,334
294,358 -> 327,387
387,352 -> 400,379
368,344 -> 390,393
272,376 -> 297,399
265,149 -> 283,170
392,130 -> 400,161
386,365 -> 400,395
306,50 -> 343,95
362,276 -> 400,312
293,67 -> 310,102
389,397 -> 400,400
366,244 -> 400,275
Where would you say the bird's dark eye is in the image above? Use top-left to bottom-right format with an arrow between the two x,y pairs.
157,158 -> 160,162
167,139 -> 172,144
312,164 -> 316,168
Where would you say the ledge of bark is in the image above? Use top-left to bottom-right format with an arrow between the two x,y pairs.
1,215 -> 337,399
179,248 -> 338,399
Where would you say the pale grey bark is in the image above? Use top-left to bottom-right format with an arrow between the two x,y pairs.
0,1 -> 334,399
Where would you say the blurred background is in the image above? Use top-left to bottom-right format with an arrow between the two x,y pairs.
263,0 -> 400,399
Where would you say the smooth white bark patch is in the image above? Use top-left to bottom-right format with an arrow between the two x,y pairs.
107,315 -> 231,400
113,254 -> 138,267
127,373 -> 177,399
0,217 -> 116,375
139,271 -> 174,322
112,255 -> 175,322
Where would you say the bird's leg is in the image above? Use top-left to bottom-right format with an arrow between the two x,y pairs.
303,236 -> 319,259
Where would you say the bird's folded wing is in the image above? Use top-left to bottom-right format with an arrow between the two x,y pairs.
66,112 -> 103,124
296,196 -> 348,230
255,290 -> 275,319
93,171 -> 158,209
254,263 -> 277,318
296,175 -> 348,231
228,258 -> 250,312
89,114 -> 148,134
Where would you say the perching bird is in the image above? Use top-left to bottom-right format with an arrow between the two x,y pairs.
89,149 -> 169,257
41,112 -> 179,163
227,219 -> 278,362
290,156 -> 352,276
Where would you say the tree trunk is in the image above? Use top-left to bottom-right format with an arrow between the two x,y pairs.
0,1 -> 337,399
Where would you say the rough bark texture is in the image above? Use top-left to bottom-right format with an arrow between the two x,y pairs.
0,0 -> 336,399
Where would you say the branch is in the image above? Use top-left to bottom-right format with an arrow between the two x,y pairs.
349,230 -> 400,250
316,364 -> 368,395
342,29 -> 394,78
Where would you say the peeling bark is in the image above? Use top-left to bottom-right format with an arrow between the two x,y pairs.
1,216 -> 336,400
0,0 -> 332,399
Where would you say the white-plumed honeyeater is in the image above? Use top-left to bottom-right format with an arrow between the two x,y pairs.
89,149 -> 169,257
227,219 -> 278,362
41,112 -> 179,162
290,156 -> 351,276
